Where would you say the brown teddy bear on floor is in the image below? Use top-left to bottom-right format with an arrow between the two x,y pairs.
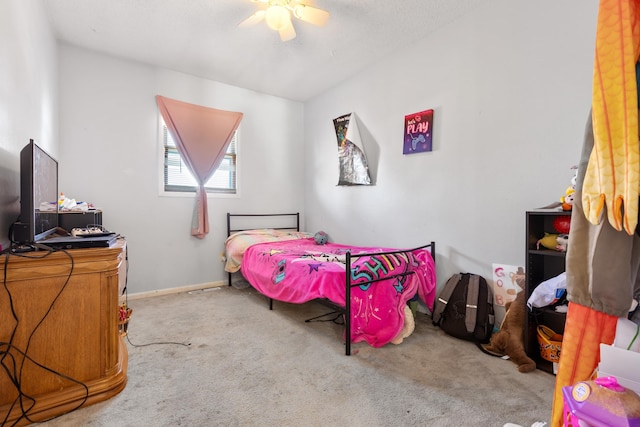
483,290 -> 536,373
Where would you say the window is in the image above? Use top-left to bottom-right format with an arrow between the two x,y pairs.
162,123 -> 237,194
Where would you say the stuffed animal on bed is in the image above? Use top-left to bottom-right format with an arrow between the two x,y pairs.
314,231 -> 328,245
483,290 -> 536,373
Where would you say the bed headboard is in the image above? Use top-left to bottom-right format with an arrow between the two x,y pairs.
226,213 -> 300,237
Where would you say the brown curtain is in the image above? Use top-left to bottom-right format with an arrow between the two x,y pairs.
156,95 -> 243,238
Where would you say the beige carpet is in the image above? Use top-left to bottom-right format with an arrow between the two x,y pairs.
41,283 -> 555,427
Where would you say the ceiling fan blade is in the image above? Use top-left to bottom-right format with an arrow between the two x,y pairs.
279,22 -> 296,41
292,5 -> 329,27
238,10 -> 265,28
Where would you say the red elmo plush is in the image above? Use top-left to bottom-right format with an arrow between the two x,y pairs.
553,216 -> 571,234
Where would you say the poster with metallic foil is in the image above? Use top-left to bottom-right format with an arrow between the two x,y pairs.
403,109 -> 433,154
333,113 -> 371,186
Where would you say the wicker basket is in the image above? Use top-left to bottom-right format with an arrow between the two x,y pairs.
537,325 -> 563,362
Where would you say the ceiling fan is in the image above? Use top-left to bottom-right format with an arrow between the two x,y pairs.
238,0 -> 330,42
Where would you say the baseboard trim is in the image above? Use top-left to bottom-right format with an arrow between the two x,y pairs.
126,281 -> 226,300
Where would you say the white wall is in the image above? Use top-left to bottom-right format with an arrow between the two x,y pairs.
4,0 -> 602,302
0,0 -> 58,250
303,0 -> 599,293
57,46 -> 306,294
0,0 -> 605,397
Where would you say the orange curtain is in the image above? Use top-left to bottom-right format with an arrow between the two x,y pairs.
156,96 -> 243,238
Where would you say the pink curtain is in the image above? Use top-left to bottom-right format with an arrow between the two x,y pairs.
156,95 -> 243,238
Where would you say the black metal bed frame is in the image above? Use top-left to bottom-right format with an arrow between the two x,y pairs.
226,212 -> 435,355
226,212 -> 301,289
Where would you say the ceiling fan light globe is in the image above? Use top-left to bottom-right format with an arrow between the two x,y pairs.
293,4 -> 329,26
292,5 -> 305,19
265,5 -> 291,31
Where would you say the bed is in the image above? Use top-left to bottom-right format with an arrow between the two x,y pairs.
224,213 -> 437,355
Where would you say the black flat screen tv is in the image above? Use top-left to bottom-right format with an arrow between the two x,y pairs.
19,139 -> 59,243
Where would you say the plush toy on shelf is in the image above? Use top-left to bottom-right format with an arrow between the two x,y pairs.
536,232 -> 569,252
537,233 -> 559,251
553,215 -> 571,234
561,187 -> 575,211
555,234 -> 569,252
560,166 -> 578,211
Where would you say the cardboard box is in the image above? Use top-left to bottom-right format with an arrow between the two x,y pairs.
597,343 -> 640,395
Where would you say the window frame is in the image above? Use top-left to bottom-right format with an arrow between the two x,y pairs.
158,119 -> 240,198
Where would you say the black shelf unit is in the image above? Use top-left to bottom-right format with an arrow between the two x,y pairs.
525,209 -> 571,374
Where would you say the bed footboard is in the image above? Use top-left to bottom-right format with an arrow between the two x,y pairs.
342,241 -> 435,355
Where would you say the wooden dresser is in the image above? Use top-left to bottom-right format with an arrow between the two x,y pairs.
0,239 -> 128,425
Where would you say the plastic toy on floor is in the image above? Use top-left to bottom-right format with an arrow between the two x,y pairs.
562,376 -> 640,426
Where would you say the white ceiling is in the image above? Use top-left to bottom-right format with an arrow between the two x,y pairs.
42,0 -> 490,102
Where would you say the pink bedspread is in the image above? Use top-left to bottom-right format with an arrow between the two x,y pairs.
241,238 -> 436,348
